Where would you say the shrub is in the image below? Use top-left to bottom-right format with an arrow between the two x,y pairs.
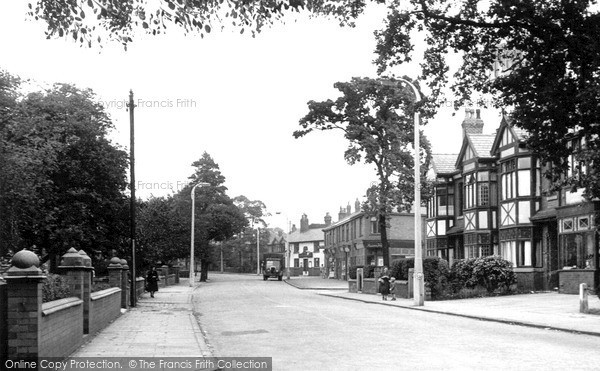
42,274 -> 71,302
450,259 -> 478,291
390,258 -> 414,280
423,256 -> 450,299
92,281 -> 112,293
348,265 -> 362,280
471,255 -> 516,293
363,265 -> 375,278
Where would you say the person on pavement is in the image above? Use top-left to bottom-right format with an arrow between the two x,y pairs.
378,266 -> 390,301
146,266 -> 159,298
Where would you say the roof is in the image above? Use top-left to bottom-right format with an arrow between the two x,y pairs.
468,134 -> 496,158
530,208 -> 557,221
322,211 -> 363,231
432,154 -> 459,175
287,227 -> 324,243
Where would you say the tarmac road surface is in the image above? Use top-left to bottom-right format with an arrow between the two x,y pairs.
194,273 -> 600,371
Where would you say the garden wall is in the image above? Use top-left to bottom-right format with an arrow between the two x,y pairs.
89,288 -> 121,335
40,297 -> 83,357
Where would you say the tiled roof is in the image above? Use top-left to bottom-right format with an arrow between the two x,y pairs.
468,134 -> 496,158
530,208 -> 557,221
512,126 -> 529,141
287,228 -> 324,243
432,154 -> 459,174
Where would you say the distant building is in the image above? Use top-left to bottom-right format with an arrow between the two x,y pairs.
287,213 -> 331,276
323,199 -> 426,280
265,230 -> 286,254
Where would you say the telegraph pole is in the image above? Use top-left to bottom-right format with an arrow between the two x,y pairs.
128,90 -> 137,307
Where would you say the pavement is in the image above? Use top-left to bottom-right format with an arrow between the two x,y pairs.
285,275 -> 600,337
71,280 -> 213,358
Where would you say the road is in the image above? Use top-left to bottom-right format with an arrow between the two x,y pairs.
193,273 -> 600,371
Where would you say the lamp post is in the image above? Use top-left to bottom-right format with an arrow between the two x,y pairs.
190,182 -> 210,287
383,77 -> 424,306
256,226 -> 260,275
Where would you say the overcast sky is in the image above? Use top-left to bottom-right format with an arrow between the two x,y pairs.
0,2 -> 501,230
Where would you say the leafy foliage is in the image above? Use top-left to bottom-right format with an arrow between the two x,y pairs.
295,76 -> 433,267
471,255 -> 516,294
175,152 -> 248,281
27,0 -> 368,48
422,256 -> 449,299
42,273 -> 71,302
389,258 -> 413,280
136,195 -> 189,270
0,72 -> 129,270
373,0 -> 600,202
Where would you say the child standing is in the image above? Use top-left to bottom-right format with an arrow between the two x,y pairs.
389,277 -> 397,301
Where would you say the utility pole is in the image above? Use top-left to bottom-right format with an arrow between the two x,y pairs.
128,90 -> 137,308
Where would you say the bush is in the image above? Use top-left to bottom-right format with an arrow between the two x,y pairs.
348,265 -> 362,280
472,255 -> 516,293
450,259 -> 478,291
42,274 -> 71,302
423,256 -> 450,299
363,265 -> 375,278
390,258 -> 414,280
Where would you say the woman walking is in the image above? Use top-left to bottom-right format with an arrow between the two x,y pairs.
146,266 -> 159,298
378,266 -> 390,301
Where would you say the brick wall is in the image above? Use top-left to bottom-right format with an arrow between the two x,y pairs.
40,298 -> 83,357
558,269 -> 597,294
135,277 -> 146,297
514,271 -> 545,292
0,281 -> 6,364
89,288 -> 121,335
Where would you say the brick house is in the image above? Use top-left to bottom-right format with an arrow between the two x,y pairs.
426,108 -> 599,293
323,200 -> 426,280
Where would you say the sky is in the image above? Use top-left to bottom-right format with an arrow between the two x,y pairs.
0,1 -> 501,231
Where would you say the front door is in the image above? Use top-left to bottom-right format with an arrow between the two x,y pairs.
303,258 -> 308,274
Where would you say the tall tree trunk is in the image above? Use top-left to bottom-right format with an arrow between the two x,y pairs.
379,213 -> 389,268
200,259 -> 209,282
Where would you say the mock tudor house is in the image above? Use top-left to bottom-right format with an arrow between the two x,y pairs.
287,213 -> 330,276
323,200 -> 426,280
426,108 -> 599,293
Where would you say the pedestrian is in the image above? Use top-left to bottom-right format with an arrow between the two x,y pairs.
146,266 -> 159,298
389,277 -> 397,301
378,266 -> 390,301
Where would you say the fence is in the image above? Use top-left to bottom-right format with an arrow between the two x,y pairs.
0,248 -> 143,363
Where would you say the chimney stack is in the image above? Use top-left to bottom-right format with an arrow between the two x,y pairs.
461,107 -> 484,138
300,214 -> 309,233
324,212 -> 332,226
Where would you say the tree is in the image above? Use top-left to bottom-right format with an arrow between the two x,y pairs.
373,0 -> 600,200
27,0 -> 366,48
294,76 -> 432,267
136,195 -> 188,270
176,152 -> 247,281
0,78 -> 130,270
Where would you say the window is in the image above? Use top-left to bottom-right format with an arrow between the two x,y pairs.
559,233 -> 595,269
561,218 -> 574,233
518,170 -> 531,196
294,258 -> 299,268
478,211 -> 488,229
313,242 -> 319,252
314,258 -> 320,268
359,217 -> 363,237
457,182 -> 464,216
478,183 -> 490,206
370,218 -> 380,234
465,174 -> 476,209
518,201 -> 531,224
293,244 -> 299,254
500,240 -> 540,267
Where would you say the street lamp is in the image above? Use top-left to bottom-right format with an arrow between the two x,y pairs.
382,77 -> 424,306
190,182 -> 210,287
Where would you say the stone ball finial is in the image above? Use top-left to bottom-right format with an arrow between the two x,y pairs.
108,257 -> 122,269
119,259 -> 129,269
60,247 -> 84,267
10,248 -> 40,269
